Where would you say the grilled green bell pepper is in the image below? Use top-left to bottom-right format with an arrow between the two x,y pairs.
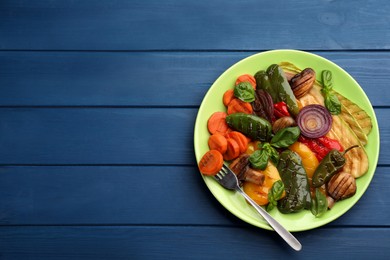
267,64 -> 299,116
254,70 -> 279,102
225,113 -> 272,141
277,150 -> 311,214
312,145 -> 359,188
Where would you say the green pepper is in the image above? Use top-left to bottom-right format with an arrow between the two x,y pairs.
277,150 -> 311,214
312,145 -> 359,188
254,70 -> 279,102
225,113 -> 272,141
267,64 -> 299,116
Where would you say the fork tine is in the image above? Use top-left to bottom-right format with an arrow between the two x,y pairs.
215,172 -> 222,180
214,165 -> 229,182
222,164 -> 229,171
221,164 -> 229,174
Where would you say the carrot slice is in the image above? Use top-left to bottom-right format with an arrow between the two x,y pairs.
235,74 -> 256,89
225,131 -> 249,153
207,112 -> 229,135
208,133 -> 228,154
198,150 -> 224,176
227,98 -> 253,115
223,138 -> 241,161
223,89 -> 235,107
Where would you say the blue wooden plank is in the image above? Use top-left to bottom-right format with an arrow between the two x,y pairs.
0,108 -> 386,164
0,0 -> 389,50
0,165 -> 387,226
0,51 -> 389,106
0,226 -> 389,259
0,108 -> 196,165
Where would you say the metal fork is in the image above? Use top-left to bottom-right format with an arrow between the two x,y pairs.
214,164 -> 302,251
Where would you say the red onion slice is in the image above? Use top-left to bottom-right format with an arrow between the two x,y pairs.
296,104 -> 332,138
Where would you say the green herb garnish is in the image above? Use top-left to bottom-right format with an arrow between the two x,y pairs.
321,70 -> 341,115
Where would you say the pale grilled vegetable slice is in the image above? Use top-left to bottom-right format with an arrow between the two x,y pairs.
335,92 -> 372,136
337,102 -> 368,145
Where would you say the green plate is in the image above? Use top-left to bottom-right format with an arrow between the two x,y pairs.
193,49 -> 380,232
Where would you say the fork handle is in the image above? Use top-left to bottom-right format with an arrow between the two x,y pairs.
236,187 -> 302,251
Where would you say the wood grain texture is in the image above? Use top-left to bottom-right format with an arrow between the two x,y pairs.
0,51 -> 389,106
0,108 -> 196,165
0,166 -> 387,226
0,107 -> 385,164
1,1 -> 389,258
0,226 -> 389,259
0,0 -> 389,50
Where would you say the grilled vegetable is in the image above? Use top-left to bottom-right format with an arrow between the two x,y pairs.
254,70 -> 278,102
327,171 -> 357,201
229,154 -> 265,185
251,89 -> 274,122
289,141 -> 319,180
272,116 -> 296,134
243,162 -> 282,206
274,101 -> 290,118
296,104 -> 332,138
312,145 -> 359,188
226,113 -> 272,141
290,68 -> 316,99
267,64 -> 299,116
207,112 -> 229,135
198,150 -> 224,176
277,150 -> 311,214
227,98 -> 253,115
335,91 -> 372,140
338,106 -> 368,146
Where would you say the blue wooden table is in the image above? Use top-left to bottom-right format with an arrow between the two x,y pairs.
0,1 -> 389,259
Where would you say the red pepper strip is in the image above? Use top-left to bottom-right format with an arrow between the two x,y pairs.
317,136 -> 344,152
274,101 -> 290,118
299,136 -> 330,161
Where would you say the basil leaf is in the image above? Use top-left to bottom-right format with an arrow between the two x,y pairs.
270,127 -> 300,148
321,70 -> 333,91
249,149 -> 269,170
325,93 -> 341,115
321,70 -> 341,114
271,180 -> 285,200
259,143 -> 279,165
266,180 -> 285,212
310,188 -> 328,217
234,82 -> 255,102
266,200 -> 277,212
268,146 -> 280,165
